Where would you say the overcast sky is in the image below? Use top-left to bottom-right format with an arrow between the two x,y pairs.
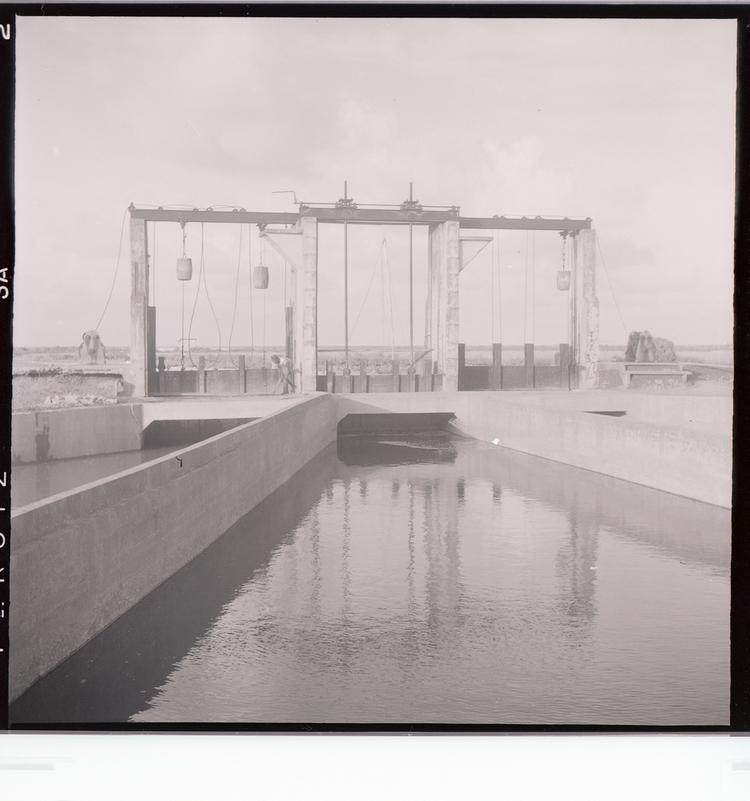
15,16 -> 736,350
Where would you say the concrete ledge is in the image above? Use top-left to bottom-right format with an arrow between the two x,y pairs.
12,404 -> 143,463
10,394 -> 338,701
332,392 -> 731,508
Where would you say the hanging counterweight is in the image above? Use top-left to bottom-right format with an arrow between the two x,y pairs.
176,221 -> 193,281
253,263 -> 269,289
176,256 -> 193,281
557,230 -> 570,291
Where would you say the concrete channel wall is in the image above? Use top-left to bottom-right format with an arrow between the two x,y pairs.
335,392 -> 731,508
12,404 -> 144,463
10,395 -> 338,701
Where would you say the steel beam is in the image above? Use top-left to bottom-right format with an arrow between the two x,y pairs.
129,207 -> 298,226
460,215 -> 592,231
129,206 -> 592,231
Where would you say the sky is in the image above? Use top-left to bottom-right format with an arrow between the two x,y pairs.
14,16 -> 736,349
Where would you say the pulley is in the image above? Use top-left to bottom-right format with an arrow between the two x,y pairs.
176,220 -> 193,281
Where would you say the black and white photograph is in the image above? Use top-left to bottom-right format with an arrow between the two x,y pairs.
3,11 -> 736,731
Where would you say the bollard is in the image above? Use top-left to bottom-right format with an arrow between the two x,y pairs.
198,356 -> 206,394
157,357 -> 165,394
326,360 -> 334,394
524,343 -> 535,389
492,343 -> 503,390
238,355 -> 246,394
559,343 -> 571,390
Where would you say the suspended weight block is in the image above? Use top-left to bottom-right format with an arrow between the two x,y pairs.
253,264 -> 269,290
556,271 -> 571,291
176,257 -> 193,281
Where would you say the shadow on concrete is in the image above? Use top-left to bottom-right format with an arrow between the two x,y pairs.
9,445 -> 338,726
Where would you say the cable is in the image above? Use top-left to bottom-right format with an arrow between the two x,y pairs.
385,239 -> 396,362
497,232 -> 503,343
93,207 -> 128,332
350,239 -> 386,340
152,221 -> 157,307
186,223 -> 222,369
491,232 -> 495,344
596,234 -> 630,337
248,224 -> 255,359
200,223 -> 223,367
523,231 -> 530,344
227,226 -> 243,367
532,232 -> 537,342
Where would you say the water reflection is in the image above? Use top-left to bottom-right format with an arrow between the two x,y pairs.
11,435 -> 730,726
555,512 -> 599,637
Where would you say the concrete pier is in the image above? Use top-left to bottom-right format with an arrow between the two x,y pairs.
299,216 -> 318,393
129,217 -> 149,398
576,230 -> 599,390
428,221 -> 461,391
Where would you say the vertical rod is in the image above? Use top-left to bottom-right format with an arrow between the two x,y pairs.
571,233 -> 579,387
152,221 -> 157,308
344,220 -> 349,368
490,232 -> 495,344
180,282 -> 185,369
248,224 -> 254,356
409,222 -> 414,365
496,232 -> 502,346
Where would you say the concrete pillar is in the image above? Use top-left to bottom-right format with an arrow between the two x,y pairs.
298,216 -> 318,393
129,216 -> 149,397
428,221 -> 460,392
576,229 -> 600,389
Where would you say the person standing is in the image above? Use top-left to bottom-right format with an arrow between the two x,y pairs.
271,354 -> 295,394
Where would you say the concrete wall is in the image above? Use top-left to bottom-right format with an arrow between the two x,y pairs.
10,394 -> 338,701
334,392 -> 731,508
12,404 -> 143,463
13,372 -> 124,412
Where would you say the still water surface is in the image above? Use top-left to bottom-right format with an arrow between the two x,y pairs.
11,434 -> 730,725
12,446 -> 179,507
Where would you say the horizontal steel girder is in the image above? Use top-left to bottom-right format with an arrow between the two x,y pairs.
129,205 -> 592,231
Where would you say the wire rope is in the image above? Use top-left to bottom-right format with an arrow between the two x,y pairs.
350,239 -> 387,340
596,234 -> 630,337
93,207 -> 128,332
248,224 -> 255,361
187,223 -> 222,369
227,226 -> 243,367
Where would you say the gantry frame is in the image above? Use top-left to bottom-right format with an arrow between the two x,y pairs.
127,198 -> 598,397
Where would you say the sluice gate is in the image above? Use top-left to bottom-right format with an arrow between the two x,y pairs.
126,185 -> 599,399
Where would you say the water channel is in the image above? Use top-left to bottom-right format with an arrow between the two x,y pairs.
10,432 -> 730,725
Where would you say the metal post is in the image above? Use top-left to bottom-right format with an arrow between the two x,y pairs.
344,220 -> 349,369
409,182 -> 414,366
571,232 -> 578,387
524,343 -> 535,388
238,354 -> 246,394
